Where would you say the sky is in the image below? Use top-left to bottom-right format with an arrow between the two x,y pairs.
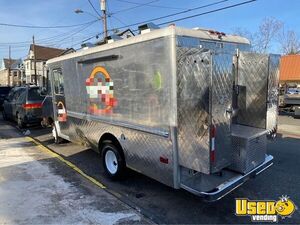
0,0 -> 299,60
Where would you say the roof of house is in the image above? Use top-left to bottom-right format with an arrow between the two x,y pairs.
3,58 -> 17,69
280,54 -> 300,82
29,44 -> 65,61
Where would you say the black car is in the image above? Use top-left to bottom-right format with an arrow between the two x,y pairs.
0,86 -> 12,110
2,86 -> 45,127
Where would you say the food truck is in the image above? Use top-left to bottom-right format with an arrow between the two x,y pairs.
47,24 -> 280,200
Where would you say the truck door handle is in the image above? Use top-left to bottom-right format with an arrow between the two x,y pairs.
226,108 -> 238,118
226,109 -> 232,113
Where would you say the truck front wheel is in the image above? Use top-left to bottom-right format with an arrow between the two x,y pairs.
102,143 -> 125,179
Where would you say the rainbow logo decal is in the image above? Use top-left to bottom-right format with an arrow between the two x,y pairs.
86,66 -> 117,115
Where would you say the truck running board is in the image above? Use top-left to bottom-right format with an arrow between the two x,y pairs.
180,155 -> 273,202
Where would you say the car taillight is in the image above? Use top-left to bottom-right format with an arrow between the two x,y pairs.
22,103 -> 42,109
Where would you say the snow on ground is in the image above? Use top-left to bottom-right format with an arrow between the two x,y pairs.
0,138 -> 142,225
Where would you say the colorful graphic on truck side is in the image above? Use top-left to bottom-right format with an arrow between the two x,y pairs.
86,66 -> 117,115
57,101 -> 67,122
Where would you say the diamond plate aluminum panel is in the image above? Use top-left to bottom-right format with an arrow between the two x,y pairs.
177,48 -> 234,174
230,124 -> 267,173
64,116 -> 174,187
211,52 -> 234,172
236,52 -> 269,129
177,47 -> 211,174
266,54 -> 280,131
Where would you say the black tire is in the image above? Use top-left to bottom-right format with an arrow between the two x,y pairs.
17,113 -> 26,128
101,143 -> 125,179
52,123 -> 63,144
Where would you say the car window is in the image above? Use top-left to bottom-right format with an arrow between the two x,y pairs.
17,91 -> 26,104
7,91 -> 15,101
13,89 -> 25,101
28,88 -> 44,101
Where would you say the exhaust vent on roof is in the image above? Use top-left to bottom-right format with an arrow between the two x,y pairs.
107,34 -> 123,43
81,42 -> 95,49
138,23 -> 159,34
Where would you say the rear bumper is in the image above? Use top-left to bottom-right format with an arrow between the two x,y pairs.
24,115 -> 42,124
181,155 -> 273,201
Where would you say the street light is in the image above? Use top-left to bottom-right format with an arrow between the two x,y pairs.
74,5 -> 108,41
74,9 -> 100,20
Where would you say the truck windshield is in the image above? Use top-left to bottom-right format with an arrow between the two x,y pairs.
28,88 -> 44,101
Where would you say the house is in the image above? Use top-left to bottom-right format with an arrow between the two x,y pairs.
280,54 -> 300,87
117,29 -> 135,39
24,45 -> 65,87
0,58 -> 24,86
95,29 -> 135,46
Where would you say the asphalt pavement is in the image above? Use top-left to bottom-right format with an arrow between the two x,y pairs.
1,115 -> 300,224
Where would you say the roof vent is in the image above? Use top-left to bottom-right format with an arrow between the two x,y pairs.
81,42 -> 95,49
107,34 -> 123,43
138,23 -> 159,34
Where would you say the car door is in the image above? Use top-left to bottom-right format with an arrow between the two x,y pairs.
16,90 -> 27,120
3,89 -> 16,119
11,88 -> 25,121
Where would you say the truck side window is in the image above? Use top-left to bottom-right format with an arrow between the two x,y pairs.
53,69 -> 64,95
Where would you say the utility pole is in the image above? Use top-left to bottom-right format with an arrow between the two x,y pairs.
32,35 -> 37,86
100,0 -> 108,40
8,46 -> 11,86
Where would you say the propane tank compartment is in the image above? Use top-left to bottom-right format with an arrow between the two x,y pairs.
229,124 -> 267,174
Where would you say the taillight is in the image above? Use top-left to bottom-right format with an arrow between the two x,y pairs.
210,125 -> 216,163
22,103 -> 42,109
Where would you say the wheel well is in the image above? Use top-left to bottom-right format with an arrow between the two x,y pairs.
48,117 -> 54,126
98,133 -> 125,158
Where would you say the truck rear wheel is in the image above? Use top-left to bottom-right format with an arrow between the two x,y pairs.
101,143 -> 125,179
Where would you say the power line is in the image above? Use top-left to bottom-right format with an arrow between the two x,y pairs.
57,21 -> 98,42
157,0 -> 256,26
1,0 -> 257,53
110,15 -> 128,27
70,0 -> 256,49
112,0 -> 160,14
115,0 -> 185,9
101,0 -> 232,31
87,0 -> 102,18
112,0 -> 188,10
0,19 -> 99,29
0,0 -> 230,46
0,23 -> 98,46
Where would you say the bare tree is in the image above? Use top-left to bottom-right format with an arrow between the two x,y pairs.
255,17 -> 283,53
233,17 -> 283,53
278,29 -> 300,55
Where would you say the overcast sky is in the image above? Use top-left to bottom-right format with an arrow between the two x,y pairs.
0,0 -> 299,60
